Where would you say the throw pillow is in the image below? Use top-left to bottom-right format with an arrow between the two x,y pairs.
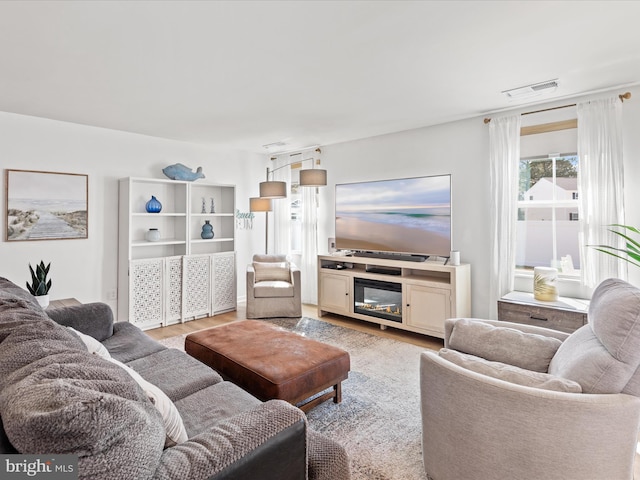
106,357 -> 189,447
67,326 -> 111,359
448,318 -> 562,372
0,356 -> 165,479
253,261 -> 291,283
68,326 -> 188,444
439,348 -> 583,393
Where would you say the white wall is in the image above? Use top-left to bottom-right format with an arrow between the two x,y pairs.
0,112 -> 267,314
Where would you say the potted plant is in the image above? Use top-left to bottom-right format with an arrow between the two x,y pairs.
589,224 -> 640,269
26,260 -> 52,308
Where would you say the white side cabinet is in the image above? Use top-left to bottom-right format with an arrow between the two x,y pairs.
118,177 -> 236,329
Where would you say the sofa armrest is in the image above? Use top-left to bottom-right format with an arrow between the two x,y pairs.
246,265 -> 256,299
153,400 -> 307,480
290,264 -> 301,293
46,302 -> 114,342
421,351 -> 640,480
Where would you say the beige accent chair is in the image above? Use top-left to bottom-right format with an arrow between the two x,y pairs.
420,278 -> 640,480
246,254 -> 302,318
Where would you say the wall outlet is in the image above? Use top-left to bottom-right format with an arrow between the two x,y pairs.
107,289 -> 117,301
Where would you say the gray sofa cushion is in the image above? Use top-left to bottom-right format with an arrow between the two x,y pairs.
439,348 -> 583,393
174,381 -> 261,437
549,278 -> 640,394
102,321 -> 166,363
47,302 -> 114,341
127,348 -> 223,402
448,318 -> 562,372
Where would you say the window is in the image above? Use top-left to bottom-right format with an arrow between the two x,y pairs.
516,154 -> 580,274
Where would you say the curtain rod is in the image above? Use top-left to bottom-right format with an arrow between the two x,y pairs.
483,92 -> 631,124
270,147 -> 321,165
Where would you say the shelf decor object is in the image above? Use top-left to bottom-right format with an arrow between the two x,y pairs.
145,228 -> 160,242
533,266 -> 559,302
201,220 -> 214,239
145,195 -> 162,213
162,163 -> 205,182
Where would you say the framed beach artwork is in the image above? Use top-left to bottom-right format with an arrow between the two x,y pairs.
5,169 -> 88,241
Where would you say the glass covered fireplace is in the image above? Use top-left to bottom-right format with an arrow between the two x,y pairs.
353,277 -> 402,323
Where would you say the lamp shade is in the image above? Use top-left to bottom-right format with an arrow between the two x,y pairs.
250,197 -> 273,212
259,180 -> 287,199
299,168 -> 327,187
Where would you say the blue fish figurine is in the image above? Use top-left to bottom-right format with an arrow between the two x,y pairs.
162,163 -> 205,181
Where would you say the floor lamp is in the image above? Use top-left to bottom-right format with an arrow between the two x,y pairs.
250,197 -> 272,254
250,147 -> 327,254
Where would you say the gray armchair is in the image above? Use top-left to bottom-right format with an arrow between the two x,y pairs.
246,254 -> 302,318
420,278 -> 640,480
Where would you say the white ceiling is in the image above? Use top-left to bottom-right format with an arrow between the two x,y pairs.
1,1 -> 639,153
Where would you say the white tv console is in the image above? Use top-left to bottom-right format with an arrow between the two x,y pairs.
317,254 -> 471,339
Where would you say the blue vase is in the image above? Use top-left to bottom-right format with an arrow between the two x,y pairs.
201,220 -> 214,239
145,195 -> 162,213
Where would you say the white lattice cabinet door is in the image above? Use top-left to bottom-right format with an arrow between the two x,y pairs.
212,252 -> 236,313
164,256 -> 183,326
182,254 -> 212,321
129,258 -> 164,330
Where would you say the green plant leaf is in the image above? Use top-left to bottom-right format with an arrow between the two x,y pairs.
26,261 -> 52,296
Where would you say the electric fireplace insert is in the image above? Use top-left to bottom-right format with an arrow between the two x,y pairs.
353,277 -> 402,323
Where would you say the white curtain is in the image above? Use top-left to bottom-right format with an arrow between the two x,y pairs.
272,155 -> 291,255
301,184 -> 319,304
489,114 -> 521,318
578,96 -> 626,287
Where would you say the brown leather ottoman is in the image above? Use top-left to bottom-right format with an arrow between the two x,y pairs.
185,320 -> 350,412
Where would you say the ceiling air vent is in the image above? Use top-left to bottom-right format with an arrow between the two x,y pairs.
502,79 -> 558,99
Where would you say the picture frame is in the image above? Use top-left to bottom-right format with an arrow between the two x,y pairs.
5,169 -> 88,241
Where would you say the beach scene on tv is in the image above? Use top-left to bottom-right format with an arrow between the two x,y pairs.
335,176 -> 451,256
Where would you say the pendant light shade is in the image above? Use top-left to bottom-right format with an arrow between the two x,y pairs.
299,168 -> 327,187
259,180 -> 287,199
250,197 -> 272,212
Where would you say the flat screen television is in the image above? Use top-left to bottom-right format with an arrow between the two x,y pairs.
335,174 -> 452,259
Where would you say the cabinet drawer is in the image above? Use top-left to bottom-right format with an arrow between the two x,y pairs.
497,300 -> 586,333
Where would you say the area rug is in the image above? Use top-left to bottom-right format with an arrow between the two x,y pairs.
158,317 -> 433,480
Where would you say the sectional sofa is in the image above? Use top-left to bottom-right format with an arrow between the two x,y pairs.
0,277 -> 350,479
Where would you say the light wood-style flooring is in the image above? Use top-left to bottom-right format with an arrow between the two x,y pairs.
145,303 -> 443,352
